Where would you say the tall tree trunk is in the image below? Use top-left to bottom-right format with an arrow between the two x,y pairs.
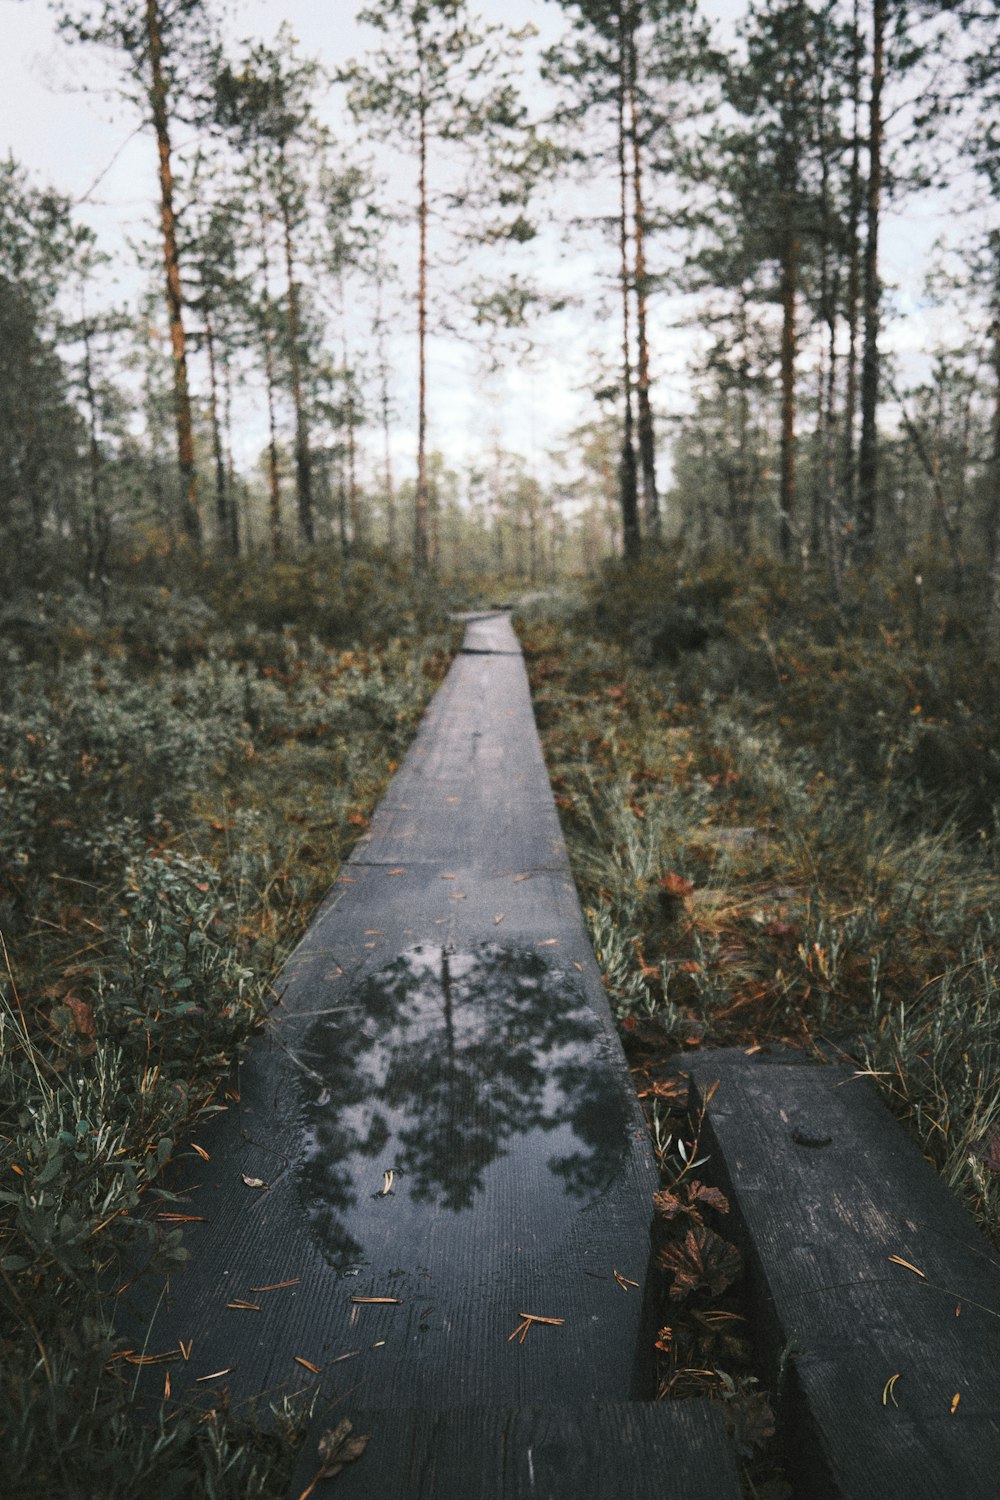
279,158 -> 314,546
145,0 -> 199,545
222,344 -> 239,556
779,219 -> 799,561
81,324 -> 108,586
204,304 -> 229,551
815,2 -> 841,604
625,0 -> 659,540
616,2 -> 640,564
260,216 -> 283,557
375,269 -> 396,555
414,46 -> 430,572
337,454 -> 349,555
857,0 -> 885,560
988,301 -> 1000,622
840,0 -> 863,538
347,375 -> 360,547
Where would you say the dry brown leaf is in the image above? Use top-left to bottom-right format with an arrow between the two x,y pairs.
316,1418 -> 370,1480
652,1188 -> 687,1221
658,1223 -> 742,1301
241,1175 -> 267,1190
686,1179 -> 730,1215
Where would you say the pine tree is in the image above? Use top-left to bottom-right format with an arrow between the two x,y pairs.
344,0 -> 541,571
54,0 -> 219,546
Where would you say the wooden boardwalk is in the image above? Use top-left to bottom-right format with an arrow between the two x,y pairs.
687,1049 -> 1000,1500
129,613 -> 742,1497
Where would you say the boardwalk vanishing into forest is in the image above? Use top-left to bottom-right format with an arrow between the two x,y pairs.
123,612 -> 1000,1500
128,611 -> 741,1498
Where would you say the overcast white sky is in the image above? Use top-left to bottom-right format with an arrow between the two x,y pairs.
0,0 -> 967,492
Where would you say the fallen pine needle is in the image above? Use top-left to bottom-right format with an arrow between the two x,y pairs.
156,1213 -> 206,1223
379,1170 -> 394,1196
508,1312 -> 565,1344
294,1357 -> 321,1373
191,1143 -> 210,1160
882,1373 -> 900,1408
613,1269 -> 639,1291
179,1339 -> 192,1361
351,1295 -> 400,1304
249,1278 -> 301,1292
226,1301 -> 261,1311
888,1254 -> 926,1279
196,1368 -> 234,1382
329,1351 -> 360,1364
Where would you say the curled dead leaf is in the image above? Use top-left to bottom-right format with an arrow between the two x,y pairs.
241,1175 -> 267,1190
658,1223 -> 742,1301
315,1417 -> 370,1481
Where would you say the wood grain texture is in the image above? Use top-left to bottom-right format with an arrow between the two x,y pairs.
686,1050 -> 1000,1500
288,1400 -> 742,1500
122,615 -> 661,1426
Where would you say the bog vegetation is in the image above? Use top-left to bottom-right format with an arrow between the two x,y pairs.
2,0 -> 1000,1493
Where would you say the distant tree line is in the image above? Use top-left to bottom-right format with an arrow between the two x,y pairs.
0,0 -> 998,621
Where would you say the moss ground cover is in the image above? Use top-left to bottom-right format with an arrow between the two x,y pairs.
0,552 -> 457,1497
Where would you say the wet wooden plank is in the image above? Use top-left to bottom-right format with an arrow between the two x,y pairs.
123,617 -> 660,1419
288,1400 -> 742,1500
686,1050 -> 1000,1500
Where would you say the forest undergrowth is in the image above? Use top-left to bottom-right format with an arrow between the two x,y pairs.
520,554 -> 1000,1494
0,549 -> 457,1497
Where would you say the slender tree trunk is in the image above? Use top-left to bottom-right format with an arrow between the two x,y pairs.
337,455 -> 349,555
204,304 -> 229,551
81,324 -> 108,586
222,344 -> 239,556
260,216 -> 283,556
145,0 -> 199,545
988,303 -> 1000,622
857,0 -> 885,560
347,376 -> 360,546
841,0 -> 864,540
279,160 -> 314,546
375,269 -> 396,555
616,2 -> 640,563
625,0 -> 659,540
414,45 -> 430,571
816,4 -> 841,602
779,219 -> 799,561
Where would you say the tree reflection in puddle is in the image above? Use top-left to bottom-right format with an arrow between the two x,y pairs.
296,944 -> 628,1267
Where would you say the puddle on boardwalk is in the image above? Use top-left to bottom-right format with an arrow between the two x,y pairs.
296,944 -> 628,1268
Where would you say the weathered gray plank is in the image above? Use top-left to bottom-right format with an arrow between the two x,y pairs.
685,1050 -> 1000,1500
124,618 -> 660,1420
287,1400 -> 743,1500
